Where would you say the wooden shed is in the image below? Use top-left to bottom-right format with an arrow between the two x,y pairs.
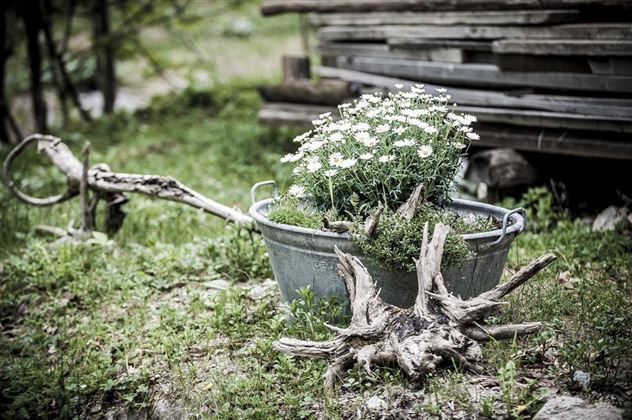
258,0 -> 632,161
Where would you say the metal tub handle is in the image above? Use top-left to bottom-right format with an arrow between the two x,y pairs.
250,180 -> 278,205
480,207 -> 526,250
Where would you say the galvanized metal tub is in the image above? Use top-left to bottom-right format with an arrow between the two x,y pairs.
249,181 -> 525,308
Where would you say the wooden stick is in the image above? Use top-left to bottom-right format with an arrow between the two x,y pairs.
2,134 -> 254,225
80,142 -> 94,232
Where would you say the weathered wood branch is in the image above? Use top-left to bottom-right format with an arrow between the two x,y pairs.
396,183 -> 425,221
2,135 -> 254,234
364,204 -> 383,238
322,217 -> 353,233
274,223 -> 556,388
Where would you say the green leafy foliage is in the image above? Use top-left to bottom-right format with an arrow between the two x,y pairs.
203,223 -> 272,282
353,205 -> 495,272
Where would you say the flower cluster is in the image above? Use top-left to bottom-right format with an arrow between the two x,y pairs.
280,85 -> 479,217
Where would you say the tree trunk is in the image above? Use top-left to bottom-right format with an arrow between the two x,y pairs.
0,4 -> 11,143
22,1 -> 47,133
93,0 -> 116,114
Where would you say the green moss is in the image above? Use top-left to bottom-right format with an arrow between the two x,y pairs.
266,197 -> 323,229
353,205 -> 496,272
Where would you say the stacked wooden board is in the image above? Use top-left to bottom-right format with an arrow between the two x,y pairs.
258,0 -> 632,160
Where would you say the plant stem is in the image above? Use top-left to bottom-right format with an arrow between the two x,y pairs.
328,176 -> 335,210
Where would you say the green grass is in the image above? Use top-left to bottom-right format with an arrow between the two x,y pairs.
1,86 -> 631,418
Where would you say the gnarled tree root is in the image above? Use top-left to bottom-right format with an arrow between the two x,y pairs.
2,134 -> 253,239
274,223 -> 556,389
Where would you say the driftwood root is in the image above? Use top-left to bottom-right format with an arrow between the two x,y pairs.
2,134 -> 253,240
274,223 -> 556,388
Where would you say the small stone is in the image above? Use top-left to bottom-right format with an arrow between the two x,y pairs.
153,399 -> 183,419
557,271 -> 579,289
573,370 -> 591,391
365,395 -> 387,411
207,279 -> 231,291
225,17 -> 254,38
534,396 -> 623,420
247,284 -> 271,300
592,206 -> 628,231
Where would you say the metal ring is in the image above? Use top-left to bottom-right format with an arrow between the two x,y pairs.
2,134 -> 77,206
250,180 -> 278,205
482,207 -> 526,248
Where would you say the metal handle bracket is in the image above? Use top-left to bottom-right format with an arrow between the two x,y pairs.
250,180 -> 278,205
482,207 -> 526,249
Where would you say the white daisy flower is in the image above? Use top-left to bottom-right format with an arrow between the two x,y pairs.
306,157 -> 322,172
329,152 -> 344,167
454,143 -> 467,149
312,119 -> 326,126
339,158 -> 357,169
436,88 -> 447,93
463,114 -> 477,123
394,139 -> 415,147
418,145 -> 433,159
318,112 -> 331,119
288,185 -> 306,198
379,155 -> 396,163
337,121 -> 352,131
329,132 -> 344,143
324,169 -> 338,177
376,124 -> 390,134
466,132 -> 480,140
394,83 -> 404,89
394,126 -> 406,135
356,132 -> 378,148
423,126 -> 438,135
354,122 -> 370,131
305,140 -> 325,151
292,166 -> 304,176
280,151 -> 304,163
408,119 -> 429,130
359,153 -> 373,160
293,131 -> 311,143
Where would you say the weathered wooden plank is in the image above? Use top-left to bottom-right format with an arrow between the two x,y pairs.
493,39 -> 632,56
317,42 -> 465,63
496,54 -> 632,74
258,102 -> 632,160
495,54 -> 592,73
258,79 -> 351,105
474,123 -> 632,160
308,10 -> 583,26
318,23 -> 632,42
389,39 -> 492,52
283,56 -> 311,82
588,58 -> 632,75
258,102 -> 338,128
332,56 -> 632,93
314,66 -> 632,117
261,0 -> 632,16
458,106 -> 632,133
